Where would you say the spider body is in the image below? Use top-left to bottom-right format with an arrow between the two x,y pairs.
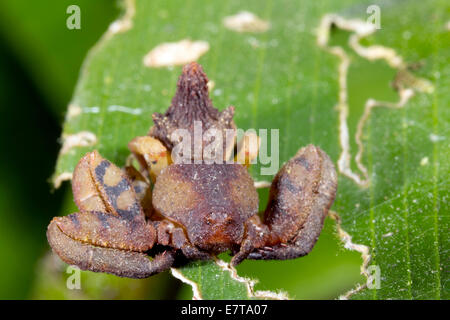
47,62 -> 337,278
152,163 -> 258,254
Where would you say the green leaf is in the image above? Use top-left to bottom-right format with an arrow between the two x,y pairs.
31,251 -> 171,300
328,1 -> 449,300
171,259 -> 288,300
0,0 -> 118,299
51,0 -> 448,299
0,0 -> 118,117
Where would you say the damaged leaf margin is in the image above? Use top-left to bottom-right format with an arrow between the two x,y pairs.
317,13 -> 433,188
171,257 -> 289,300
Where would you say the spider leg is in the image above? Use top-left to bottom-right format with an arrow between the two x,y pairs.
123,165 -> 153,218
247,144 -> 337,261
47,221 -> 175,278
171,226 -> 211,260
47,151 -> 160,278
253,180 -> 271,189
234,131 -> 260,167
231,215 -> 269,266
154,220 -> 211,261
128,136 -> 172,183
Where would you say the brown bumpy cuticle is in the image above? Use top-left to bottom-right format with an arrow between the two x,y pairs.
149,62 -> 236,157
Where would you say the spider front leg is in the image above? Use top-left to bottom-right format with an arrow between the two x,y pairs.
47,151 -> 175,278
123,165 -> 153,218
234,131 -> 260,167
154,221 -> 212,261
231,144 -> 337,265
233,132 -> 272,189
47,222 -> 175,278
128,135 -> 172,183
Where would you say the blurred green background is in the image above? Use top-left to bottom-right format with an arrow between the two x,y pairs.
0,0 -> 370,299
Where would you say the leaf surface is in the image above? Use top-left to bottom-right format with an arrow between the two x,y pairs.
53,0 -> 449,299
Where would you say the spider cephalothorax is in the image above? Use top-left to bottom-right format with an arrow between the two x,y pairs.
47,62 -> 337,278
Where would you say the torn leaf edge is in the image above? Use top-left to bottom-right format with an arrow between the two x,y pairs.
317,14 -> 434,299
171,257 -> 289,300
317,14 -> 433,188
328,211 -> 371,300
